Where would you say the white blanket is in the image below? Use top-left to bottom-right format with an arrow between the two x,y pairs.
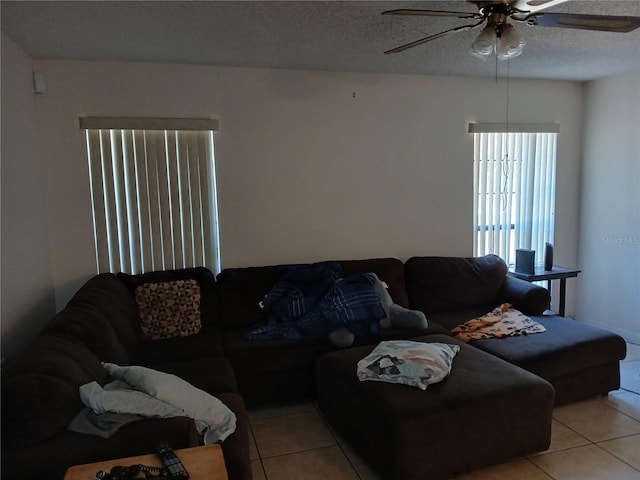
77,364 -> 236,444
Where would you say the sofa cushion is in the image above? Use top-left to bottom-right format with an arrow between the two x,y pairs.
405,255 -> 508,313
223,328 -> 336,375
1,336 -> 108,448
134,279 -> 202,340
133,324 -> 225,366
67,274 -> 141,359
118,267 -> 218,328
149,356 -> 238,395
470,315 -> 627,383
422,306 -> 497,332
230,322 -> 448,371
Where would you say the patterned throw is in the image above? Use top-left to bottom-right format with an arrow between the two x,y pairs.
451,303 -> 546,343
248,266 -> 385,342
134,279 -> 202,340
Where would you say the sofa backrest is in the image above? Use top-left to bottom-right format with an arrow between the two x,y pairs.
43,304 -> 131,365
64,273 -> 142,359
216,264 -> 296,330
117,266 -> 219,330
405,255 -> 508,313
1,335 -> 108,449
340,258 -> 409,308
216,258 -> 408,330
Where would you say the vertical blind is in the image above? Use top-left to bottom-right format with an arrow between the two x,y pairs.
469,123 -> 559,267
81,117 -> 220,275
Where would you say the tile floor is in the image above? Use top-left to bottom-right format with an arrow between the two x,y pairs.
247,342 -> 640,480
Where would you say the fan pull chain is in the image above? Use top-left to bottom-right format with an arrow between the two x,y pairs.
506,59 -> 511,134
502,59 -> 511,212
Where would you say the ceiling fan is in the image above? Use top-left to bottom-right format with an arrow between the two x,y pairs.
383,0 -> 640,60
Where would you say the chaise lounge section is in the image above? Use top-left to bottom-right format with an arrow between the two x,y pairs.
404,255 -> 627,405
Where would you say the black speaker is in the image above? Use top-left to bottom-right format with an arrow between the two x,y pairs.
544,243 -> 554,271
515,249 -> 535,274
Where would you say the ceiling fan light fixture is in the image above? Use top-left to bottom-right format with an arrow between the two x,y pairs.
383,1 -> 640,62
496,23 -> 526,59
469,22 -> 526,60
469,24 -> 497,59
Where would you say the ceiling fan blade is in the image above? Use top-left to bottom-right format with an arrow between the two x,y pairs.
382,9 -> 482,20
384,20 -> 486,54
530,12 -> 640,32
510,0 -> 571,14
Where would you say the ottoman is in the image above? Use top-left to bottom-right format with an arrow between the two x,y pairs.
316,334 -> 554,480
468,316 -> 627,405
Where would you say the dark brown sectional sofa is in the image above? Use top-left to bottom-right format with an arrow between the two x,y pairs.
1,255 -> 627,480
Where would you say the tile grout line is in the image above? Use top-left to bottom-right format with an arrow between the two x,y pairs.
529,443 -> 592,457
253,440 -> 340,461
248,421 -> 269,480
550,415 -> 592,443
313,400 -> 370,479
313,405 -> 359,478
250,403 -> 351,466
592,441 -> 640,473
529,434 -> 640,472
258,444 -> 340,459
597,396 -> 640,424
529,442 -> 640,479
553,394 -> 640,433
551,411 -> 640,447
522,456 -> 557,480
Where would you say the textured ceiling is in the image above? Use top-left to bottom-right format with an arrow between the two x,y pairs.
2,0 -> 639,81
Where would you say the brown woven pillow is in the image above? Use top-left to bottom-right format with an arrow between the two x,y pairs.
134,279 -> 202,340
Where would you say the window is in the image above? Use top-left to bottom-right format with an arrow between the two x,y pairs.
80,117 -> 220,275
469,123 -> 559,267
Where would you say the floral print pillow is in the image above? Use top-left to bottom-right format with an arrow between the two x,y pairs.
134,279 -> 202,340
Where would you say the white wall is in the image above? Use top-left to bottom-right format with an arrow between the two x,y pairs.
1,33 -> 56,357
578,73 -> 640,343
29,60 -> 583,316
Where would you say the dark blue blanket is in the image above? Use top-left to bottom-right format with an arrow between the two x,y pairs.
260,262 -> 342,322
247,263 -> 385,342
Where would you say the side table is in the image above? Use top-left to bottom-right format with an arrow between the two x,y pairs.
63,444 -> 227,480
509,265 -> 581,317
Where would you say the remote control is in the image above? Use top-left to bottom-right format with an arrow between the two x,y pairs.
155,443 -> 190,479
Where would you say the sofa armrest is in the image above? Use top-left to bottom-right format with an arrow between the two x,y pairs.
498,276 -> 550,315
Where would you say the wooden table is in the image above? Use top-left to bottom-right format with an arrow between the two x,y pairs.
509,265 -> 581,317
63,445 -> 227,480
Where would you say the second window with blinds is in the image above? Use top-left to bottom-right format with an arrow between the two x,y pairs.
81,117 -> 220,275
469,123 -> 559,268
